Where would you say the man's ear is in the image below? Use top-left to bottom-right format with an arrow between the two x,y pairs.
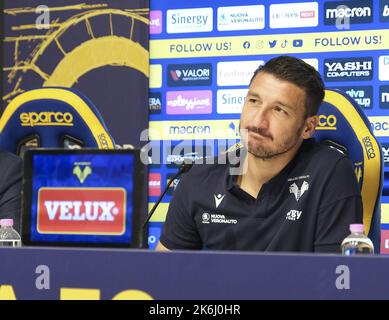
302,115 -> 319,139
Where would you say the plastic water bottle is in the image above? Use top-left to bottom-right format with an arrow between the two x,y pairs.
0,219 -> 21,247
341,224 -> 374,255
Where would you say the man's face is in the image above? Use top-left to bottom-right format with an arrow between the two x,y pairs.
240,71 -> 311,159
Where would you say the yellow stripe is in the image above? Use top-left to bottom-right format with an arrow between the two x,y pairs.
149,64 -> 162,89
324,90 -> 381,234
149,119 -> 240,140
150,29 -> 389,59
148,202 -> 169,222
381,204 -> 389,224
0,88 -> 114,149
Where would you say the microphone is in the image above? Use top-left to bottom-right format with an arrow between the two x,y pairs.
143,162 -> 193,228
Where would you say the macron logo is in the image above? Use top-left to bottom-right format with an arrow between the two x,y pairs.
214,194 -> 225,208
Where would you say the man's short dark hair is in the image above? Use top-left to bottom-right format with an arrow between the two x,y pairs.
249,56 -> 325,117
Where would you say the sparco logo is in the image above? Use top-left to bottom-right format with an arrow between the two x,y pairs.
324,57 -> 373,81
167,63 -> 212,87
382,143 -> 389,166
324,0 -> 373,25
362,136 -> 376,159
20,111 -> 73,127
37,188 -> 126,235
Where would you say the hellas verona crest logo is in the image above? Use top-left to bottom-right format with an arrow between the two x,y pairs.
289,181 -> 309,201
73,162 -> 92,184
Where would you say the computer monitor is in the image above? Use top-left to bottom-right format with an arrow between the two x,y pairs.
21,148 -> 147,248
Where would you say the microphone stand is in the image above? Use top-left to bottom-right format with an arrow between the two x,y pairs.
143,163 -> 193,228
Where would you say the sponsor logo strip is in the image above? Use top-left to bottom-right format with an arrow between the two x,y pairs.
324,57 -> 373,82
334,86 -> 373,109
148,202 -> 169,222
270,2 -> 318,28
217,61 -> 264,86
381,0 -> 389,22
167,63 -> 212,87
149,119 -> 240,140
167,8 -> 213,34
217,89 -> 247,114
149,64 -> 162,89
217,5 -> 265,31
381,230 -> 389,254
37,188 -> 126,235
324,0 -> 373,25
382,143 -> 389,166
380,85 -> 389,108
166,90 -> 212,115
379,55 -> 389,81
381,204 -> 389,224
150,30 -> 389,59
369,116 -> 389,137
150,10 -> 162,34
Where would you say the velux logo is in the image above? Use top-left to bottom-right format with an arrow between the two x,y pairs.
37,188 -> 126,235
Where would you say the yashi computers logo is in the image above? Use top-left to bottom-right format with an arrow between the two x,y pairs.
73,162 -> 92,184
324,57 -> 373,81
37,188 -> 126,235
20,112 -> 74,127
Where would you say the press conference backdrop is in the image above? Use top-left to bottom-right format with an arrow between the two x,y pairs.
148,0 -> 389,253
1,0 -> 149,147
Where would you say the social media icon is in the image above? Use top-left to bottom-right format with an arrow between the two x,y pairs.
293,39 -> 303,47
269,40 -> 277,48
243,41 -> 250,49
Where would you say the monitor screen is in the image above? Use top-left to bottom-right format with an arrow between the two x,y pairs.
21,149 -> 147,248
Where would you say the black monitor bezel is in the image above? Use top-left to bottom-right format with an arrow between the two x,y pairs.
21,148 -> 147,249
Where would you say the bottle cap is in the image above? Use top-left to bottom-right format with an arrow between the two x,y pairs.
0,219 -> 14,227
349,223 -> 364,233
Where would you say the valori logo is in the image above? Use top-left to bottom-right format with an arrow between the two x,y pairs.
167,8 -> 213,34
37,188 -> 126,235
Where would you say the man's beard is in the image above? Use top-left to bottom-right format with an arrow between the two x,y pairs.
243,124 -> 305,160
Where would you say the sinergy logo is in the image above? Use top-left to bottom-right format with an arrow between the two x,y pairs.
20,112 -> 73,127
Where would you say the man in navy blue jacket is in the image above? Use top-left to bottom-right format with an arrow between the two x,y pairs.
0,150 -> 22,232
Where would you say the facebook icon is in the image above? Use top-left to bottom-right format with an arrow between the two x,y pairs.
293,39 -> 303,47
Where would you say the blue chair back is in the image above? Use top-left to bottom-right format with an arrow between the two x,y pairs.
0,87 -> 115,154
